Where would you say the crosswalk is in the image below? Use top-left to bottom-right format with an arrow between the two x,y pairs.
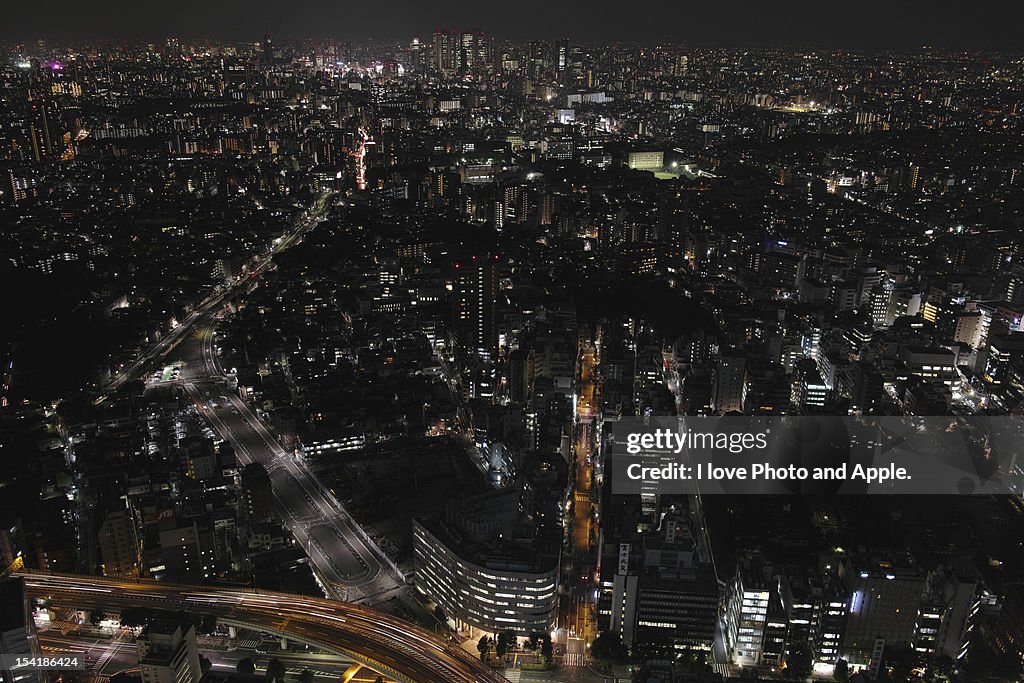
504,670 -> 521,682
563,652 -> 586,667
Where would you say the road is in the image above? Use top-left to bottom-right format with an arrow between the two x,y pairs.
561,345 -> 601,667
97,192 -> 334,403
127,196 -> 403,604
38,626 -> 390,681
21,571 -> 509,683
161,317 -> 403,604
39,627 -> 138,678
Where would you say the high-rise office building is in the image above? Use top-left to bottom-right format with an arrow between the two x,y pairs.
459,31 -> 477,73
726,561 -> 771,667
528,41 -> 549,80
261,32 -> 273,68
712,351 -> 747,414
28,102 -> 56,163
137,620 -> 202,683
609,519 -> 719,657
450,253 -> 500,357
452,30 -> 491,75
843,564 -> 927,667
0,578 -> 41,683
554,38 -> 569,74
241,463 -> 275,523
433,30 -> 456,75
99,506 -> 141,577
673,52 -> 689,77
409,37 -> 426,72
412,490 -> 559,636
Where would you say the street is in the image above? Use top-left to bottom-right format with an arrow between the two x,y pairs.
96,192 -> 334,404
167,321 -> 403,603
559,342 -> 601,666
22,571 -> 509,683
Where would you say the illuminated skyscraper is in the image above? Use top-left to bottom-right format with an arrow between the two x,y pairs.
409,37 -> 426,72
674,51 -> 689,76
528,40 -> 549,80
28,101 -> 57,163
555,38 -> 569,73
450,253 -> 499,357
456,30 -> 491,76
432,30 -> 456,75
459,31 -> 476,72
262,32 -> 273,68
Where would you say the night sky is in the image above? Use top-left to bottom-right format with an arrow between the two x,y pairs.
3,0 -> 1023,47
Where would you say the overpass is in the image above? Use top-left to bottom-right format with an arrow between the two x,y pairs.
18,572 -> 508,683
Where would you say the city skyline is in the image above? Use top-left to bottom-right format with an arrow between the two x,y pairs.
2,1 -> 1024,48
2,19 -> 1023,683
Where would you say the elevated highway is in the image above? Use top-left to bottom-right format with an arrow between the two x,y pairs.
19,572 -> 507,683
